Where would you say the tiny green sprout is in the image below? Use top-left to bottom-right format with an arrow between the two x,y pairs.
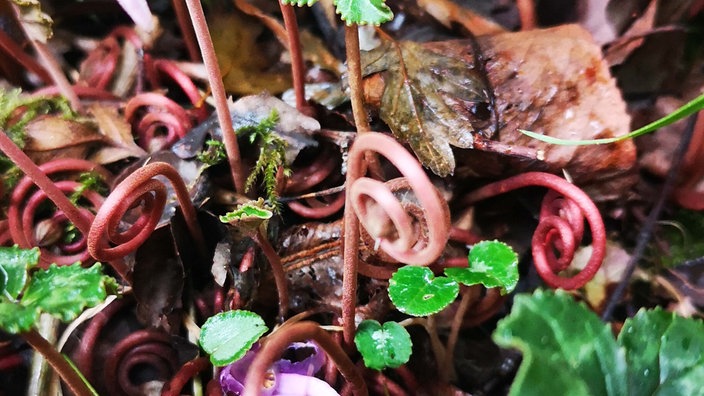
354,319 -> 412,370
445,240 -> 519,295
0,246 -> 117,334
388,266 -> 459,317
520,91 -> 704,146
196,139 -> 227,166
282,0 -> 393,26
237,110 -> 290,209
199,309 -> 268,366
220,198 -> 274,236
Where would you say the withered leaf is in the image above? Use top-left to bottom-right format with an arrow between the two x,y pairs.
361,40 -> 496,176
88,104 -> 147,164
24,116 -> 103,164
11,0 -> 53,43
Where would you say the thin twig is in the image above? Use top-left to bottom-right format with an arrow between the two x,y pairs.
602,114 -> 699,321
279,3 -> 307,113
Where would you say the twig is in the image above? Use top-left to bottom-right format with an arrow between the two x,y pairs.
601,114 -> 699,321
279,3 -> 308,113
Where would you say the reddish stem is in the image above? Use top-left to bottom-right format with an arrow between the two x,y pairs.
278,3 -> 308,113
22,329 -> 94,396
160,356 -> 210,396
242,321 -> 367,396
172,0 -> 201,62
465,172 -> 606,289
254,229 -> 289,321
183,0 -> 246,193
0,28 -> 52,84
0,131 -> 91,236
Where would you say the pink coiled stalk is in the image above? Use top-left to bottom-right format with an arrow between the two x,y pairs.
464,171 -> 606,290
124,92 -> 192,152
144,57 -> 209,122
160,356 -> 211,396
8,159 -> 111,267
342,132 -> 450,344
285,144 -> 345,219
87,161 -> 207,263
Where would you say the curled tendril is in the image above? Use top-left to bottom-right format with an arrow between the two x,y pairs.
103,330 -> 180,396
78,26 -> 143,90
284,143 -> 345,219
464,171 -> 606,290
8,159 -> 110,267
125,92 -> 193,152
145,57 -> 209,122
87,161 -> 206,263
348,134 -> 450,267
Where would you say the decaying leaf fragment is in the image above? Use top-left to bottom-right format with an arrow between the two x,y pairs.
361,40 -> 496,176
11,0 -> 53,43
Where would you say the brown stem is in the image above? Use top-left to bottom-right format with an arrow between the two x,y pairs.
516,0 -> 536,30
443,286 -> 475,381
278,3 -> 307,113
0,130 -> 91,237
22,329 -> 94,396
183,0 -> 246,193
343,24 -> 382,177
253,229 -> 289,321
242,321 -> 367,396
172,0 -> 201,62
160,356 -> 210,396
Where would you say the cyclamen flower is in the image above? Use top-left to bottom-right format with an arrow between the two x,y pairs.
220,341 -> 339,396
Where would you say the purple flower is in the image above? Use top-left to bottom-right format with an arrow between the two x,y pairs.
220,341 -> 339,396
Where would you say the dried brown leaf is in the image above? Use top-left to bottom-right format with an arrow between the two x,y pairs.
11,0 -> 52,43
24,116 -> 102,164
416,0 -> 506,35
88,104 -> 147,164
361,40 -> 496,176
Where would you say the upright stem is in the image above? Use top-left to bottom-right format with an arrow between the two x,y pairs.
183,0 -> 246,193
0,28 -> 52,84
0,130 -> 91,236
22,329 -> 94,396
172,0 -> 201,62
279,3 -> 307,113
254,229 -> 289,321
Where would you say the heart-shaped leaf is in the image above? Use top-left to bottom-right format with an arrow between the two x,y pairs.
282,0 -> 393,26
355,320 -> 412,370
200,310 -> 268,366
388,266 -> 458,316
445,240 -> 519,294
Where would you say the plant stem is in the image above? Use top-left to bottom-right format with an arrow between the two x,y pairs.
22,329 -> 94,396
172,0 -> 201,62
183,0 -> 246,193
254,229 -> 289,321
243,321 -> 367,396
0,130 -> 91,237
0,28 -> 52,84
279,3 -> 307,113
444,287 -> 476,381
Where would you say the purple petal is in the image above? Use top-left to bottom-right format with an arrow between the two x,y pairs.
275,342 -> 325,375
273,373 -> 339,396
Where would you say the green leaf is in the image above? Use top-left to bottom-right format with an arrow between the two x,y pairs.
199,310 -> 268,366
493,290 -> 627,396
388,266 -> 459,316
281,0 -> 319,7
219,202 -> 273,223
20,263 -> 113,322
334,0 -> 393,25
0,246 -> 39,300
618,308 -> 704,395
0,302 -> 39,334
445,240 -> 519,294
354,320 -> 412,370
519,91 -> 704,146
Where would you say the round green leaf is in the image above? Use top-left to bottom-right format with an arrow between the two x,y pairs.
199,310 -> 268,366
355,320 -> 412,370
445,240 -> 519,294
334,0 -> 393,26
388,266 -> 458,316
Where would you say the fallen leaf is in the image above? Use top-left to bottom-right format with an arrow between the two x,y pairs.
209,12 -> 291,95
88,104 -> 147,164
23,116 -> 103,164
10,0 -> 52,43
361,39 -> 497,176
416,0 -> 506,35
